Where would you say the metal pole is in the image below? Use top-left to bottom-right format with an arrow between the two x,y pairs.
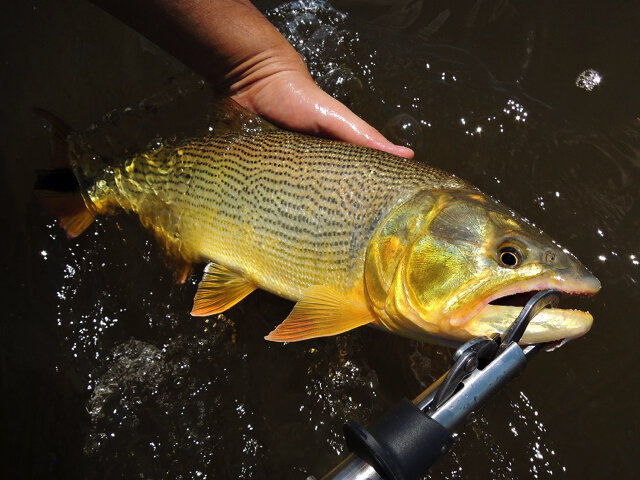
319,454 -> 382,480
315,292 -> 559,480
416,343 -> 526,429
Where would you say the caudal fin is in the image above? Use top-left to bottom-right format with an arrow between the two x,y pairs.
34,108 -> 95,238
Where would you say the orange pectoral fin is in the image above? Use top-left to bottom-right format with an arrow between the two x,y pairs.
191,262 -> 256,316
265,285 -> 376,342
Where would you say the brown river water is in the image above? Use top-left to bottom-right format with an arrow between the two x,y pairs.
2,0 -> 639,478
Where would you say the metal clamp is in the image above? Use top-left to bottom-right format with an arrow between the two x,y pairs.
428,289 -> 560,413
430,336 -> 498,412
316,289 -> 563,480
497,289 -> 560,353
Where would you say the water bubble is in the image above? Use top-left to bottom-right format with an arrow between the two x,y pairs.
575,69 -> 602,91
382,113 -> 423,150
318,66 -> 363,102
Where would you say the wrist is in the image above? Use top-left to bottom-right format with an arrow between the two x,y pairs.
224,46 -> 310,93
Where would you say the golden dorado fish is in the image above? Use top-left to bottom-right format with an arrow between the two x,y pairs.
36,100 -> 600,345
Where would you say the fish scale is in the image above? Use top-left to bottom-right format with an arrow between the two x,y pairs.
39,101 -> 599,344
103,129 -> 468,300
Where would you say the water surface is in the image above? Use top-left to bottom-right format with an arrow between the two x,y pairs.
2,0 -> 639,478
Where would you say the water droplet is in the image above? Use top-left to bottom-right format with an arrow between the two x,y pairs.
576,69 -> 602,91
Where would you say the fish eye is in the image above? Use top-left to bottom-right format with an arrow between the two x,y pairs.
498,246 -> 522,268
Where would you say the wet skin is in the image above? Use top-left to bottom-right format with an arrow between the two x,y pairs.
89,0 -> 415,158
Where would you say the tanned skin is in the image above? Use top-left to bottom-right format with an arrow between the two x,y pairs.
90,0 -> 414,158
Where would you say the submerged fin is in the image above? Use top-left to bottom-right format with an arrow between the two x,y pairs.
34,108 -> 95,238
40,192 -> 94,238
173,261 -> 192,285
157,244 -> 193,285
191,262 -> 256,316
265,286 -> 376,342
35,169 -> 95,239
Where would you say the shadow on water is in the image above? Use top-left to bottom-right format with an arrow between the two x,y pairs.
2,0 -> 639,479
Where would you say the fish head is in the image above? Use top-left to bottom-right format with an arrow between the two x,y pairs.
364,189 -> 601,344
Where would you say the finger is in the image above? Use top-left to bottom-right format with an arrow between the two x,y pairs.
311,91 -> 415,159
231,74 -> 415,159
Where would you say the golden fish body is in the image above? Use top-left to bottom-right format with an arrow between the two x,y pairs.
44,101 -> 599,344
94,131 -> 463,299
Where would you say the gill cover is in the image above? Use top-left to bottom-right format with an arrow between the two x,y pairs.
364,189 -> 442,336
363,188 -> 598,343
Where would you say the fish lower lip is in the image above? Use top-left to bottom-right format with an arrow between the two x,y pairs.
454,274 -> 600,343
467,304 -> 594,344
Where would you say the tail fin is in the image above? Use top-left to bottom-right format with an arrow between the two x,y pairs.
34,108 -> 95,238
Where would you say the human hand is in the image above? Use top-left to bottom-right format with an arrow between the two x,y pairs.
90,0 -> 414,158
227,47 -> 415,159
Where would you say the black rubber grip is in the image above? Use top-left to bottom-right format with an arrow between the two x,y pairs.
344,399 -> 453,480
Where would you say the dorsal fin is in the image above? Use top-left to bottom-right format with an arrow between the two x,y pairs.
265,286 -> 377,342
191,262 -> 256,316
212,97 -> 278,134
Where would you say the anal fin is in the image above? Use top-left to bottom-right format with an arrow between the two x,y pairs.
265,286 -> 376,342
191,262 -> 256,316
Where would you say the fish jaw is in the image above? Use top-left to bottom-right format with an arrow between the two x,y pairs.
447,273 -> 601,344
462,305 -> 593,344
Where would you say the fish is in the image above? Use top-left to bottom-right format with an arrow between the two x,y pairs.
35,99 -> 600,346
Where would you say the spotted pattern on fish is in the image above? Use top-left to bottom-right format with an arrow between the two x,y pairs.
91,129 -> 469,300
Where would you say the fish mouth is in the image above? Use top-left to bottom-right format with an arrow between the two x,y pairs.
462,274 -> 601,344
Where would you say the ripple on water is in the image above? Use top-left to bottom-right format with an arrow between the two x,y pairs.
30,1 -> 639,478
